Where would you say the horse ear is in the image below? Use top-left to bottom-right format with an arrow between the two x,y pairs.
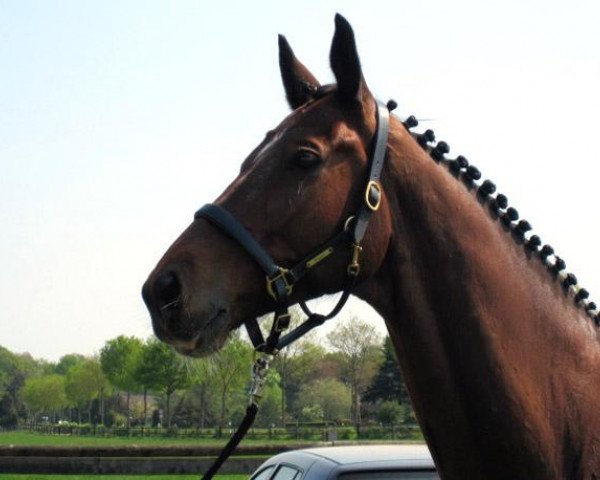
278,34 -> 320,110
329,14 -> 368,103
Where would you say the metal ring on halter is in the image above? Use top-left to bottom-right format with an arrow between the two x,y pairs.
344,215 -> 356,232
365,180 -> 382,211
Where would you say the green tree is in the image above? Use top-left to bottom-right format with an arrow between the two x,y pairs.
65,358 -> 107,424
55,354 -> 86,375
327,317 -> 382,429
197,335 -> 252,436
254,369 -> 283,428
21,374 -> 68,424
364,336 -> 410,405
135,338 -> 190,428
100,336 -> 142,429
300,405 -> 324,423
272,321 -> 326,425
132,338 -> 158,428
0,349 -> 40,428
295,378 -> 351,423
377,400 -> 404,425
0,347 -> 31,428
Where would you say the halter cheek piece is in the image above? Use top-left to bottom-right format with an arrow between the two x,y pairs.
194,99 -> 392,480
194,99 -> 392,353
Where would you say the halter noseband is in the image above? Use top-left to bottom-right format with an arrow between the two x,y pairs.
194,99 -> 392,354
194,98 -> 392,480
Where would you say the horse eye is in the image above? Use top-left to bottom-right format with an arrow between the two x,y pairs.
294,149 -> 322,169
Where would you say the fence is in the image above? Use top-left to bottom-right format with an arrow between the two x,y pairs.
26,423 -> 423,442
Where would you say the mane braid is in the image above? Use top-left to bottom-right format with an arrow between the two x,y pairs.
401,116 -> 600,328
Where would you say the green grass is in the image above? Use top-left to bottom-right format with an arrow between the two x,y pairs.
0,431 -> 215,446
0,476 -> 246,479
0,431 -> 317,447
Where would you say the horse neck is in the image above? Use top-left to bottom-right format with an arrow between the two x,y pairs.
357,120 -> 600,479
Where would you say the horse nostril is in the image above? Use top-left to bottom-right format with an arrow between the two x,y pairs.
153,271 -> 182,311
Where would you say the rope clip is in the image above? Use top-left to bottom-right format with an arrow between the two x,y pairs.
347,243 -> 363,276
249,352 -> 272,406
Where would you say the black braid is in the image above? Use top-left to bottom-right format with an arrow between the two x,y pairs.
402,115 -> 598,327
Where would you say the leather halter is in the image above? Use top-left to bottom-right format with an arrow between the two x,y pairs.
194,99 -> 392,480
194,99 -> 391,354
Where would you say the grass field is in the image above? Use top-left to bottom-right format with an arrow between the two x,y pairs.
0,431 -> 318,447
0,431 -> 274,479
0,431 -> 273,479
0,476 -> 246,479
0,430 -> 422,479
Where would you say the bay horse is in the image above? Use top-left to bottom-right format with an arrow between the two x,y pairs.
142,14 -> 600,479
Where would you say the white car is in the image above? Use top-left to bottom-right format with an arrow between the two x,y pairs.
250,444 -> 438,480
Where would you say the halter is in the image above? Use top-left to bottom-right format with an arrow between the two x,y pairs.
194,98 -> 393,479
195,99 -> 392,353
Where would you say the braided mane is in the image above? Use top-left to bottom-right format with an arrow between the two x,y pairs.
400,113 -> 599,328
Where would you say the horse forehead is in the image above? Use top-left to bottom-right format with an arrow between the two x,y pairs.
239,99 -> 361,173
278,96 -> 348,134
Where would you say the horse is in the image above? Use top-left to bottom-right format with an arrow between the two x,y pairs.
142,14 -> 600,479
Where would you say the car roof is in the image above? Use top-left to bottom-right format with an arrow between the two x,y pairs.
255,444 -> 436,479
299,444 -> 433,465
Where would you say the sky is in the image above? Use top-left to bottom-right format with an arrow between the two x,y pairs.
1,0 -> 599,361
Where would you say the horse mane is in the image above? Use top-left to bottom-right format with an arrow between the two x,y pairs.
400,114 -> 600,329
296,88 -> 598,329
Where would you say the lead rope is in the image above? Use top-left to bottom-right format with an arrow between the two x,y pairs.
197,99 -> 394,479
200,354 -> 270,480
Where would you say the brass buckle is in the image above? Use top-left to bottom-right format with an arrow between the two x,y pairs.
347,243 -> 363,276
266,268 -> 293,300
365,180 -> 382,211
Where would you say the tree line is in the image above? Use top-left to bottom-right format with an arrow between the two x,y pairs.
0,315 -> 416,435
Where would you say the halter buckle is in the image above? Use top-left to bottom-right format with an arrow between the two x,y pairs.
266,268 -> 294,300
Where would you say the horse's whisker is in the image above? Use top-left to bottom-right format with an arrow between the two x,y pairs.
160,298 -> 180,311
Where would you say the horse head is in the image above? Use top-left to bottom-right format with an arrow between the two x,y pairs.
142,15 -> 393,357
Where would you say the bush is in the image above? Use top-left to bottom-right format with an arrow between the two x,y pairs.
300,405 -> 324,423
377,401 -> 403,425
337,427 -> 356,440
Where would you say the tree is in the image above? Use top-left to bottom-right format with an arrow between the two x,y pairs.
0,350 -> 10,399
100,336 -> 142,428
327,317 -> 382,429
132,338 -> 158,428
170,377 -> 214,430
364,336 -> 410,405
271,310 -> 326,425
196,335 -> 251,436
135,338 -> 190,428
1,349 -> 40,428
65,358 -> 107,424
295,378 -> 351,423
254,369 -> 283,428
21,374 -> 68,424
377,400 -> 404,425
55,354 -> 86,375
300,405 -> 324,423
0,346 -> 31,428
